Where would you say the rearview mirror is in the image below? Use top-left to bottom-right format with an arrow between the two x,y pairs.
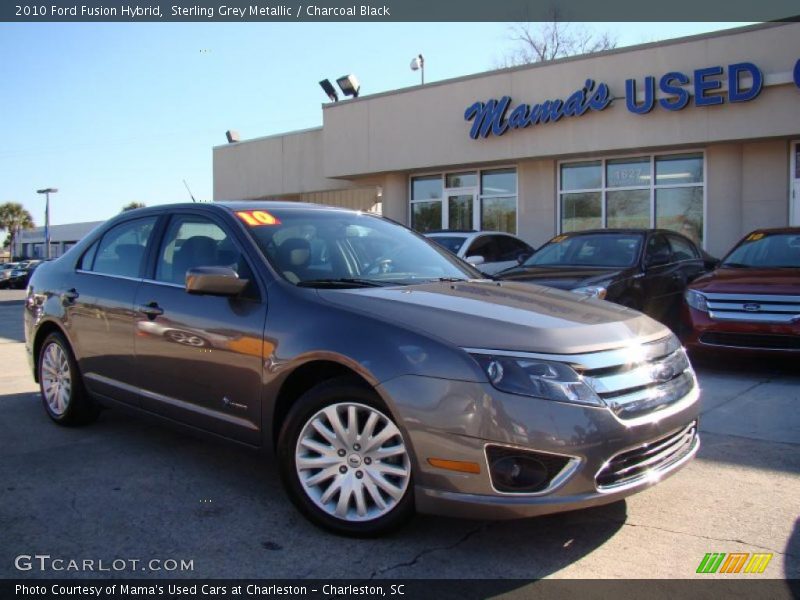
466,255 -> 485,266
186,266 -> 248,297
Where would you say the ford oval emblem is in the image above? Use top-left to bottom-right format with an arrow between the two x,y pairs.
743,303 -> 761,312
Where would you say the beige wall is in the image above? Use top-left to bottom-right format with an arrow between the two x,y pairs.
213,128 -> 352,200
518,159 -> 556,248
321,23 -> 800,178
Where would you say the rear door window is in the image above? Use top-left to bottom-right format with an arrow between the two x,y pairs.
88,217 -> 157,278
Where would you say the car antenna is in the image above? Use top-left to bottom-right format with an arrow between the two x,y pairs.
183,179 -> 198,203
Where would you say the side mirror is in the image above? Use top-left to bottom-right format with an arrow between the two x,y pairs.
517,252 -> 532,265
186,266 -> 248,297
466,255 -> 485,266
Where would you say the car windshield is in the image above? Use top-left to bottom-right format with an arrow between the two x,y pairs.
428,235 -> 468,254
524,233 -> 643,268
722,232 -> 800,268
240,208 -> 480,287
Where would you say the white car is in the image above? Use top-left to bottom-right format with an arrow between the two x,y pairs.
425,231 -> 535,275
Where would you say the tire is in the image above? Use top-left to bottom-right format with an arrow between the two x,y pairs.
277,377 -> 414,536
38,332 -> 99,426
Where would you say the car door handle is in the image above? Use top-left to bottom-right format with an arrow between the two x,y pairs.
61,288 -> 79,305
138,302 -> 164,319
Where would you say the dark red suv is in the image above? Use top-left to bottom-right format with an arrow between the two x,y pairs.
682,228 -> 800,354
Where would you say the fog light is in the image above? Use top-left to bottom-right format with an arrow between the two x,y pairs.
486,445 -> 571,493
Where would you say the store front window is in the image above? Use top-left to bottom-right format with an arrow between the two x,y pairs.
559,152 -> 705,245
410,168 -> 517,234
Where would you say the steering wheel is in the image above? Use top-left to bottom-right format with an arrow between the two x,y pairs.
363,257 -> 393,275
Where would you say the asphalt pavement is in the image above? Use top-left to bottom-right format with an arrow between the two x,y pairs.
0,289 -> 797,583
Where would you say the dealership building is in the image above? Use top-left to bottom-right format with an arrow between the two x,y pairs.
213,22 -> 800,257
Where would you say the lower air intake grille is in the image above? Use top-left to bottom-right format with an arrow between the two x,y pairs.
596,421 -> 697,490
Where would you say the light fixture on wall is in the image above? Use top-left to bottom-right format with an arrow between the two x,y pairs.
410,54 -> 424,85
336,74 -> 360,98
319,79 -> 339,102
225,130 -> 240,144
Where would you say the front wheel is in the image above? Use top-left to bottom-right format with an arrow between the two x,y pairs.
38,332 -> 99,426
277,378 -> 414,536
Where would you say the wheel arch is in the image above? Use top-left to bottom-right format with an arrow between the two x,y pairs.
269,358 -> 383,451
31,320 -> 73,383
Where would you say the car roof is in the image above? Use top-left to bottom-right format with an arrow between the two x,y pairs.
744,227 -> 800,235
120,201 -> 366,217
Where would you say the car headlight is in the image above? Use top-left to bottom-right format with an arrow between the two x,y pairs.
570,285 -> 607,299
685,289 -> 708,312
471,353 -> 604,406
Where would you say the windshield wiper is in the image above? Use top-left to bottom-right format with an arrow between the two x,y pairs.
296,278 -> 394,288
721,262 -> 751,268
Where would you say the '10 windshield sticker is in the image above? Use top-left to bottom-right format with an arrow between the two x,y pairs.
236,210 -> 281,226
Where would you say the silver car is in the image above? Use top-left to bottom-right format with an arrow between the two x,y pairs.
25,202 -> 699,536
426,230 -> 535,275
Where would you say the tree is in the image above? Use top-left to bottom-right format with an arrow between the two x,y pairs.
0,202 -> 35,259
499,20 -> 617,67
122,202 -> 147,212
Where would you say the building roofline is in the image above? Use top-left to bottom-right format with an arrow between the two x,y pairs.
212,126 -> 323,150
321,21 -> 790,109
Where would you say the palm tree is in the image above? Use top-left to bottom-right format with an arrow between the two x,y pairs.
0,202 -> 36,259
122,201 -> 146,212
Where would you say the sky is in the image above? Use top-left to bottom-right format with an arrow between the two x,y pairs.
0,21 -> 754,227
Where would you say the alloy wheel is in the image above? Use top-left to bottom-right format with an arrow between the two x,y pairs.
295,402 -> 411,522
41,342 -> 72,416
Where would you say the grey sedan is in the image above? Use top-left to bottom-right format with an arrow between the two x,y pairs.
24,202 -> 699,535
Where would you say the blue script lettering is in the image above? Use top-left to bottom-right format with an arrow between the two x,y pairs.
464,80 -> 611,139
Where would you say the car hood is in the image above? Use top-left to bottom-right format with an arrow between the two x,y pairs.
690,267 -> 800,295
317,280 -> 666,355
496,266 -> 628,290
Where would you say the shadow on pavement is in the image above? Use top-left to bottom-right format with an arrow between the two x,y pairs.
0,389 -> 627,580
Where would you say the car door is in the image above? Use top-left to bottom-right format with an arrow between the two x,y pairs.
66,216 -> 159,406
640,232 -> 684,324
133,212 -> 267,444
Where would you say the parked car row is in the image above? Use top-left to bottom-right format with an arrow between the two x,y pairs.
429,226 -> 799,356
0,260 -> 45,289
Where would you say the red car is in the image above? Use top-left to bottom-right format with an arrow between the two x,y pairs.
682,228 -> 800,354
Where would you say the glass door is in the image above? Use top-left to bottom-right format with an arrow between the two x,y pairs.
446,192 -> 476,230
792,142 -> 800,226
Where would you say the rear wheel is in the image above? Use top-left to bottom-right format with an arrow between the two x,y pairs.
38,332 -> 99,426
277,377 -> 414,536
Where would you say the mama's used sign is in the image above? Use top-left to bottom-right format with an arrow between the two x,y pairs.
464,60 -> 780,140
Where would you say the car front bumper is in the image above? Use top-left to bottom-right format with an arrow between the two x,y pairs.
682,305 -> 800,354
377,373 -> 700,520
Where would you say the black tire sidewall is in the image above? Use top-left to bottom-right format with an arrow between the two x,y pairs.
277,378 -> 415,537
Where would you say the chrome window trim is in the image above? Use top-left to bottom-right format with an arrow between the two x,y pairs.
75,269 -> 142,283
141,278 -> 185,290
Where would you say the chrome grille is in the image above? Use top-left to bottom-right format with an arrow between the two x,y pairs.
596,421 -> 698,490
705,292 -> 800,324
581,337 -> 697,420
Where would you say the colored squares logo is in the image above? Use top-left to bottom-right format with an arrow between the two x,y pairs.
697,552 -> 773,574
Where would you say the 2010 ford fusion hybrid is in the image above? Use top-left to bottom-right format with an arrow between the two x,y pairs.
24,202 -> 700,535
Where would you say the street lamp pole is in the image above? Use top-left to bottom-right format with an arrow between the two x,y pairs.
36,188 -> 58,259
